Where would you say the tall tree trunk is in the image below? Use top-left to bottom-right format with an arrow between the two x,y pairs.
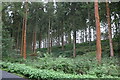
87,3 -> 91,42
87,6 -> 92,49
33,31 -> 36,53
73,30 -> 76,57
61,22 -> 64,50
43,39 -> 45,48
94,0 -> 102,63
93,27 -> 96,41
39,31 -> 42,49
57,29 -> 60,46
106,0 -> 114,57
114,14 -> 118,38
45,38 -> 47,48
16,23 -> 20,54
82,30 -> 84,42
48,17 -> 51,54
44,39 -> 46,48
61,34 -> 64,50
50,26 -> 52,52
27,33 -> 32,51
46,37 -> 47,48
68,32 -> 71,44
50,37 -> 52,48
88,27 -> 91,42
85,28 -> 87,42
23,1 -> 28,59
115,22 -> 118,38
20,18 -> 25,56
80,30 -> 82,43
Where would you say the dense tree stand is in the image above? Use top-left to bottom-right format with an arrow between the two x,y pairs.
2,1 -> 120,79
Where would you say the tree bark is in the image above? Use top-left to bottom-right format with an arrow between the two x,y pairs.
73,30 -> 76,57
106,0 -> 114,57
23,1 -> 28,59
94,0 -> 102,63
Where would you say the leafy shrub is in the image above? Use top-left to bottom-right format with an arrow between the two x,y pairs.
0,61 -> 98,79
22,52 -> 120,78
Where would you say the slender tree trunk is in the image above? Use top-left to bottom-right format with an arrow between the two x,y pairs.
115,22 -> 118,38
43,39 -> 44,48
61,22 -> 64,50
68,32 -> 71,44
106,0 -> 114,57
20,18 -> 25,56
82,30 -> 85,42
93,27 -> 96,41
80,30 -> 82,43
46,34 -> 47,48
87,3 -> 91,42
39,31 -> 42,49
27,33 -> 32,51
45,38 -> 47,48
94,0 -> 102,63
85,28 -> 87,42
33,31 -> 36,53
50,37 -> 52,47
16,23 -> 20,54
61,34 -> 64,50
73,30 -> 76,57
57,30 -> 60,46
48,17 -> 51,54
88,27 -> 91,42
114,14 -> 118,38
44,39 -> 46,48
16,35 -> 19,53
50,26 -> 52,52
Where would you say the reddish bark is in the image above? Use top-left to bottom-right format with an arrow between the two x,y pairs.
106,0 -> 114,57
23,1 -> 28,59
94,0 -> 102,63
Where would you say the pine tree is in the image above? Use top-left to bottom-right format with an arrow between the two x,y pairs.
106,0 -> 114,57
94,0 -> 102,63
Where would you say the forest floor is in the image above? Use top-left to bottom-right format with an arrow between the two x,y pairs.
1,39 -> 120,79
